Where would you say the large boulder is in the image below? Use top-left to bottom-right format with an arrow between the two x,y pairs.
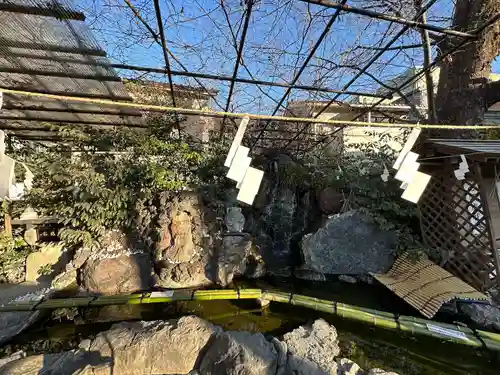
300,211 -> 396,276
81,254 -> 154,295
155,192 -> 209,264
198,330 -> 278,375
283,319 -> 340,375
154,192 -> 221,288
0,316 -> 218,375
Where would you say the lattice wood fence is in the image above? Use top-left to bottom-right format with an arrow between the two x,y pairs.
419,165 -> 500,292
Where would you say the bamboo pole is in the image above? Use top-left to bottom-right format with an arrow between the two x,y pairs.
2,288 -> 500,351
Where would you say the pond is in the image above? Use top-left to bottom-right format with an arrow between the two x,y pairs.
2,278 -> 499,375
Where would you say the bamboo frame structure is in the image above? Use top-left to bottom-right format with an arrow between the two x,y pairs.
1,288 -> 499,351
0,0 -> 498,148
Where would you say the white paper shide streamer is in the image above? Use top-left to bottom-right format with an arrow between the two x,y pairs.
392,129 -> 431,204
224,116 -> 264,205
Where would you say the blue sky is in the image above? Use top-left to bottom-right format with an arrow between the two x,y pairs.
77,0 -> 500,114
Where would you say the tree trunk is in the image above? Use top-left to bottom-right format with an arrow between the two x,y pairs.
435,0 -> 500,134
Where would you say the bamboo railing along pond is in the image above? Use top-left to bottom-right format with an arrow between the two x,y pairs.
2,288 -> 500,351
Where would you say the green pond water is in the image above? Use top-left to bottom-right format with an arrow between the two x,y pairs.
3,279 -> 500,375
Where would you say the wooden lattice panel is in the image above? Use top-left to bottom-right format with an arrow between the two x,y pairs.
419,167 -> 498,292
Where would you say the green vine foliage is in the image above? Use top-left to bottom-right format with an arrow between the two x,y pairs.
305,129 -> 425,253
11,115 -> 223,249
0,233 -> 30,283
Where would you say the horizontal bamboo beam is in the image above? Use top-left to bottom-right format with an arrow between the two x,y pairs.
0,86 -> 132,102
1,87 -> 499,131
0,117 -> 146,128
2,105 -> 142,117
0,67 -> 122,82
300,0 -> 476,39
0,38 -> 106,57
0,46 -> 389,99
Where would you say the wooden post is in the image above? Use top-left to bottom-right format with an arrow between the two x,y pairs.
4,213 -> 12,237
475,163 -> 500,290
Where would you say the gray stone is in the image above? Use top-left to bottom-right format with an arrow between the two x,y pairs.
294,267 -> 327,281
339,275 -> 357,284
283,319 -> 340,375
23,228 -> 37,247
270,337 -> 287,375
72,246 -> 91,269
457,302 -> 500,331
81,254 -> 154,295
156,259 -> 212,289
0,283 -> 47,346
217,236 -> 252,286
25,243 -> 63,282
337,358 -> 363,375
225,207 -> 245,232
0,316 -> 218,375
301,211 -> 396,275
198,330 -> 278,375
51,268 -> 77,290
88,317 -> 217,374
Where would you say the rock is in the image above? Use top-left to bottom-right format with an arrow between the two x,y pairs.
339,275 -> 357,284
50,268 -> 77,290
317,187 -> 343,215
357,274 -> 375,285
0,351 -> 25,368
294,267 -> 327,281
166,211 -> 196,263
0,283 -> 48,346
156,260 -> 212,289
0,350 -> 111,375
300,211 -> 396,275
287,355 -> 336,375
23,228 -> 37,246
337,358 -> 363,375
216,236 -> 252,286
72,246 -> 92,269
25,243 -> 64,282
457,302 -> 500,331
1,316 -> 217,375
81,254 -> 154,295
198,330 -> 278,375
283,319 -> 340,374
367,369 -> 400,375
156,192 -> 207,264
90,317 -> 216,374
225,206 -> 245,232
270,337 -> 287,375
